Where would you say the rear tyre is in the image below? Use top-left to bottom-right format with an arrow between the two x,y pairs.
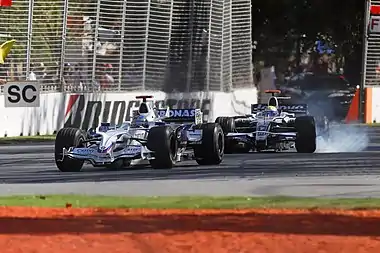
215,117 -> 235,153
147,126 -> 177,169
295,116 -> 316,153
194,123 -> 224,165
215,117 -> 235,133
54,127 -> 86,172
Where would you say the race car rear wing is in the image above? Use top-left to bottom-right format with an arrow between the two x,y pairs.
156,108 -> 203,124
251,103 -> 308,114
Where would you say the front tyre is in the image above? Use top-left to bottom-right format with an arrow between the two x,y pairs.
194,123 -> 224,165
54,127 -> 86,172
147,126 -> 177,169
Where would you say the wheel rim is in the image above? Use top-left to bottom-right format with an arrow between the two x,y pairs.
217,132 -> 223,154
169,134 -> 177,160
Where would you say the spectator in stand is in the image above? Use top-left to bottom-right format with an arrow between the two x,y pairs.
62,62 -> 73,90
72,63 -> 84,90
311,54 -> 329,75
98,63 -> 115,90
28,63 -> 38,81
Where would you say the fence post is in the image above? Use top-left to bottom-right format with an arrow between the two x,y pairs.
220,0 -> 224,92
206,0 -> 213,92
168,0 -> 174,56
248,0 -> 253,87
359,0 -> 370,123
118,0 -> 128,91
26,0 -> 35,80
91,0 -> 101,91
59,0 -> 69,92
142,0 -> 152,91
186,0 -> 195,92
228,0 -> 233,91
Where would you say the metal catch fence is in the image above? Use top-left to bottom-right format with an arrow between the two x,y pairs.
0,0 -> 253,92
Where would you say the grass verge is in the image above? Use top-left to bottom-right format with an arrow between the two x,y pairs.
366,123 -> 380,127
1,195 -> 380,209
0,135 -> 55,144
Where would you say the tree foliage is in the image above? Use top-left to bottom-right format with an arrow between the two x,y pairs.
252,0 -> 364,83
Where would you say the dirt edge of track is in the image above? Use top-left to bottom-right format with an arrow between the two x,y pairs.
1,206 -> 380,253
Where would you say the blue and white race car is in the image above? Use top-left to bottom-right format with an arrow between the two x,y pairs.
55,95 -> 224,172
215,90 -> 317,153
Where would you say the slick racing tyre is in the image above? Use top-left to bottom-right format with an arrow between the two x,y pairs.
215,117 -> 235,153
147,125 -> 177,169
295,116 -> 317,153
194,123 -> 224,165
215,116 -> 235,133
55,127 -> 87,172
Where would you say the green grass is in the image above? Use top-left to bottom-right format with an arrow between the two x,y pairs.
0,135 -> 55,144
1,195 -> 380,209
348,122 -> 380,127
366,123 -> 380,126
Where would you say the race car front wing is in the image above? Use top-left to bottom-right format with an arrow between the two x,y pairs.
226,131 -> 297,151
59,145 -> 154,166
226,131 -> 297,142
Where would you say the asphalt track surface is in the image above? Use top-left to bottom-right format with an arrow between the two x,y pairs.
0,125 -> 380,197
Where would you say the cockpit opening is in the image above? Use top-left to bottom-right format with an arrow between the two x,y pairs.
268,97 -> 278,108
139,103 -> 149,114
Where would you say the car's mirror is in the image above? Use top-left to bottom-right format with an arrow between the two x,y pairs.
87,128 -> 96,136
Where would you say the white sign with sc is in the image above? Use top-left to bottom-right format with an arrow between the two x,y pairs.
4,81 -> 40,108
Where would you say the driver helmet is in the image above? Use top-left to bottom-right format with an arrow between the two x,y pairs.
265,105 -> 278,117
131,114 -> 148,127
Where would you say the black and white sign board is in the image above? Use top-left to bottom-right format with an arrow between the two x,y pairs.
4,81 -> 40,108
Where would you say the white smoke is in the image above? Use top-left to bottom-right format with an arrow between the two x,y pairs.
316,123 -> 369,153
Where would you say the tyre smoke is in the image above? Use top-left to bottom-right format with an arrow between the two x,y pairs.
316,123 -> 369,153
